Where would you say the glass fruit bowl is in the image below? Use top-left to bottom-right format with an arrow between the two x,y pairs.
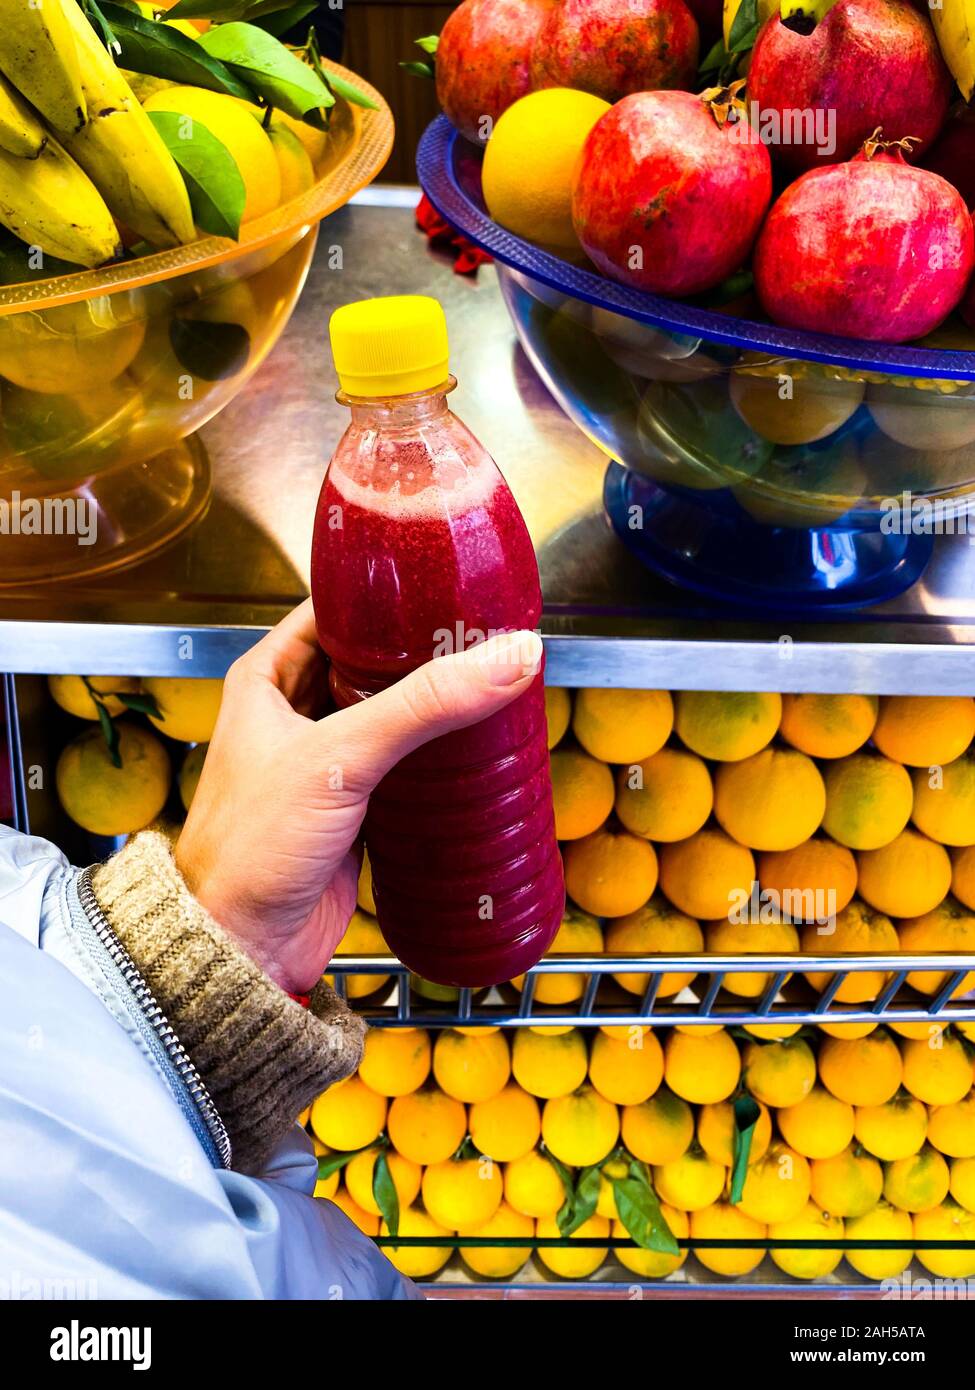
418,115 -> 975,609
0,63 -> 393,586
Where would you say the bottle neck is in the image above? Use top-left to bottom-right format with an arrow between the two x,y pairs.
339,377 -> 456,429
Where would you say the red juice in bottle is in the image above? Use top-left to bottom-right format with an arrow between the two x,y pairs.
311,295 -> 564,987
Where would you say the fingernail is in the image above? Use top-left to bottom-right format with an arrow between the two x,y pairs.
471,630 -> 544,686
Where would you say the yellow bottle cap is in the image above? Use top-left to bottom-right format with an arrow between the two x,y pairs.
328,295 -> 450,397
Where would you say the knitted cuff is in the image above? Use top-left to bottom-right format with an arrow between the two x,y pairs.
91,829 -> 365,1174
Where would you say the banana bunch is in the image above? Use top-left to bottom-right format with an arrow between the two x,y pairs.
0,0 -> 194,267
930,1 -> 975,102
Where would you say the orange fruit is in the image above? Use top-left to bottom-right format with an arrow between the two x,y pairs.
705,917 -> 799,998
458,1200 -> 534,1279
653,1145 -> 727,1212
387,1087 -> 467,1166
572,687 -> 673,763
950,1156 -> 975,1212
737,1142 -> 812,1224
757,837 -> 857,922
504,1149 -> 566,1218
658,828 -> 756,922
777,1086 -> 855,1160
928,1093 -> 975,1158
536,1212 -> 609,1278
779,693 -> 878,759
663,1027 -> 741,1105
697,1099 -> 772,1167
309,1076 -> 387,1152
913,1198 -> 975,1277
742,1037 -> 816,1108
857,829 -> 951,919
845,1201 -> 913,1278
690,1201 -> 767,1276
345,1146 -> 422,1217
713,748 -> 826,851
433,1029 -> 511,1104
817,1015 -> 878,1040
545,687 -> 571,749
952,845 -> 975,912
674,691 -> 781,762
818,1030 -> 903,1106
511,907 -> 603,1004
604,897 -> 703,997
912,754 -> 975,846
469,1083 -> 541,1163
588,1028 -> 663,1106
883,1144 -> 950,1213
563,826 -> 658,917
769,1200 -> 845,1280
854,1093 -> 929,1161
810,1144 -> 884,1218
801,900 -> 899,1002
329,1186 -> 380,1236
897,898 -> 975,997
550,748 -> 615,840
511,1027 -> 588,1099
613,1205 -> 688,1278
620,1087 -> 695,1164
357,1027 -> 431,1098
615,746 -> 713,842
325,909 -> 390,1000
541,1084 -> 620,1167
872,695 -> 975,768
901,1034 -> 974,1106
821,752 -> 914,850
380,1206 -> 452,1278
422,1154 -> 504,1230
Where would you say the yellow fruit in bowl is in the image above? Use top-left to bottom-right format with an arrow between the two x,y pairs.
658,828 -> 755,922
801,901 -> 899,1003
587,1028 -> 663,1106
544,686 -> 571,749
0,297 -> 145,395
504,1149 -> 565,1219
482,88 -> 611,253
873,695 -> 975,769
386,1087 -> 466,1166
769,1201 -> 845,1280
358,1028 -> 431,1098
310,1075 -> 386,1152
913,1198 -> 975,1277
884,1144 -> 950,1213
541,1085 -> 620,1167
730,366 -> 865,446
380,1206 -> 452,1278
459,1200 -> 534,1279
56,723 -> 170,836
854,1093 -> 929,1162
690,1202 -> 767,1277
422,1155 -> 503,1230
779,693 -> 878,759
777,1086 -> 855,1160
674,690 -> 781,762
928,1093 -> 975,1158
433,1028 -> 510,1104
810,1144 -> 884,1219
705,918 -> 799,999
345,1146 -> 421,1218
897,899 -> 975,997
604,897 -> 703,998
818,1030 -> 903,1106
549,747 -> 615,840
857,829 -> 951,919
613,1205 -> 688,1278
563,826 -> 657,918
713,747 -> 826,851
469,1083 -> 540,1163
663,1028 -> 741,1105
738,1142 -> 811,1224
536,1213 -> 610,1278
511,1027 -> 587,1099
571,687 -> 673,764
901,1034 -> 974,1106
844,1200 -> 913,1278
821,752 -> 914,850
615,745 -> 713,842
48,674 -> 142,721
867,382 -> 975,452
621,1088 -> 695,1165
511,907 -> 603,1003
143,676 -> 223,743
912,755 -> 975,846
266,120 -> 315,201
144,86 -> 281,222
653,1145 -> 726,1212
697,1099 -> 771,1168
742,1038 -> 816,1109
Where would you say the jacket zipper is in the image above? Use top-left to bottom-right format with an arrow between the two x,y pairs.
76,866 -> 232,1169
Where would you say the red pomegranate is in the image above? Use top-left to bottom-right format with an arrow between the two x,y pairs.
571,88 -> 773,298
925,107 -> 975,213
531,0 -> 700,104
748,0 -> 952,174
754,135 -> 975,343
436,0 -> 553,144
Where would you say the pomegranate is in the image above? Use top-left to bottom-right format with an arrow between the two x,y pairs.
571,87 -> 773,297
754,134 -> 975,343
925,107 -> 975,212
436,0 -> 553,144
531,0 -> 700,104
748,0 -> 952,174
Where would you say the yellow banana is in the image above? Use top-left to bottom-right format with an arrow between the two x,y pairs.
53,0 -> 195,248
724,0 -> 779,50
931,1 -> 975,102
0,132 -> 121,266
0,0 -> 86,134
0,72 -> 46,158
779,0 -> 842,22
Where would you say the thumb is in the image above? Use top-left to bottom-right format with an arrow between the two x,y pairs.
322,630 -> 544,793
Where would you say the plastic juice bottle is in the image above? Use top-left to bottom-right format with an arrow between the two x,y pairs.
311,296 -> 564,987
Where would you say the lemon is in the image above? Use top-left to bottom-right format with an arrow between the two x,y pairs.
380,1206 -> 452,1278
653,1146 -> 727,1213
621,1088 -> 695,1165
511,1027 -> 588,1099
541,1085 -> 620,1168
459,1200 -> 534,1279
144,87 -> 281,222
422,1155 -> 503,1231
469,1083 -> 541,1163
810,1144 -> 884,1219
482,88 -> 610,252
48,674 -> 141,720
345,1146 -> 421,1218
769,1201 -> 845,1280
504,1149 -> 566,1219
697,1099 -> 772,1168
266,120 -> 315,201
142,676 -> 223,744
0,298 -> 145,395
536,1213 -> 610,1278
612,1204 -> 689,1278
845,1201 -> 914,1279
178,742 -> 206,812
690,1202 -> 767,1277
358,1028 -> 431,1098
884,1145 -> 950,1214
56,723 -> 170,836
310,1075 -> 386,1152
730,367 -> 864,446
913,1198 -> 975,1277
433,1029 -> 510,1104
738,1142 -> 812,1225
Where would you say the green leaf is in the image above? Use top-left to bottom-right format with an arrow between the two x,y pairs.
254,1 -> 317,36
117,691 -> 163,719
95,3 -> 253,99
198,21 -> 334,119
558,1164 -> 600,1237
414,34 -> 439,55
95,699 -> 122,769
699,36 -> 729,75
169,0 -> 300,19
372,1151 -> 400,1237
316,1150 -> 359,1181
614,1174 -> 679,1255
147,110 -> 246,240
728,0 -> 761,51
729,1096 -> 762,1205
400,60 -> 435,80
322,70 -> 377,111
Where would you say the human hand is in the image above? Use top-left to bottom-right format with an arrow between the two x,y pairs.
174,600 -> 543,993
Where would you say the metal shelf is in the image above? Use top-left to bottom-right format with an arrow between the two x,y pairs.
2,195 -> 975,689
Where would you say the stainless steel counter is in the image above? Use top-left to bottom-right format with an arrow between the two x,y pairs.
2,193 -> 975,690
